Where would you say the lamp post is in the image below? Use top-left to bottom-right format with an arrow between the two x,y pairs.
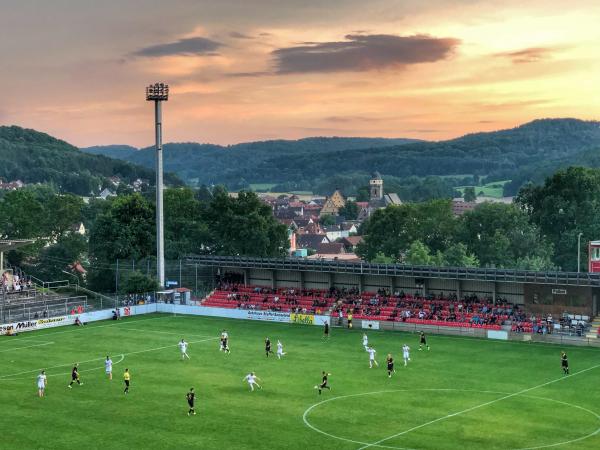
577,232 -> 583,273
146,83 -> 169,288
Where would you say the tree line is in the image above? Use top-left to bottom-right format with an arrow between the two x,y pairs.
0,185 -> 288,293
358,167 -> 600,271
0,126 -> 182,196
85,119 -> 600,199
2,165 -> 599,295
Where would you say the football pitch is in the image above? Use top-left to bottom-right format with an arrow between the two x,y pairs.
1,313 -> 599,450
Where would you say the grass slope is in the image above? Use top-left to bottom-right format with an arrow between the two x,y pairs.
1,314 -> 599,449
455,180 -> 511,198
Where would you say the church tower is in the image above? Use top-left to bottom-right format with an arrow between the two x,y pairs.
370,171 -> 383,201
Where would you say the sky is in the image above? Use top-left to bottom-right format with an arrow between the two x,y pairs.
1,0 -> 600,147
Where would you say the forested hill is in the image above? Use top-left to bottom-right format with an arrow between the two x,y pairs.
81,119 -> 600,195
0,126 -> 181,196
81,137 -> 420,186
82,144 -> 138,159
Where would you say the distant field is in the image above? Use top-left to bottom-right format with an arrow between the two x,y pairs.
261,192 -> 315,200
249,183 -> 277,191
456,180 -> 510,198
2,313 -> 599,449
248,184 -> 314,197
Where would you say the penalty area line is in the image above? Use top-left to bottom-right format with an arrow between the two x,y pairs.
357,363 -> 600,449
0,342 -> 54,353
0,337 -> 219,380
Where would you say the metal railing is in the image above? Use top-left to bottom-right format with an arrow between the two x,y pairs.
0,296 -> 88,323
185,255 -> 600,287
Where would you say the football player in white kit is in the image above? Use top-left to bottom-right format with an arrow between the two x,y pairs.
243,372 -> 262,391
402,344 -> 411,366
179,339 -> 190,360
220,330 -> 230,354
276,340 -> 286,359
105,356 -> 113,380
367,346 -> 378,368
362,333 -> 369,351
37,370 -> 47,397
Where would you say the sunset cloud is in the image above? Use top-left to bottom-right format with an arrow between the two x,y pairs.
494,46 -> 558,64
229,31 -> 255,40
2,0 -> 600,147
272,34 -> 460,74
132,36 -> 223,58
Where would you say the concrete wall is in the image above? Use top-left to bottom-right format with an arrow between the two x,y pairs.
332,273 -> 360,289
275,269 -> 301,288
523,284 -> 597,316
427,278 -> 459,296
304,271 -> 331,290
248,269 -> 273,287
363,275 -> 392,292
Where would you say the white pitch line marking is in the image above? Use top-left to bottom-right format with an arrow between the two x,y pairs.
356,364 -> 600,449
0,337 -> 218,380
0,336 -> 46,345
122,327 -> 214,339
14,314 -> 174,339
40,354 -> 127,379
303,388 -> 600,450
0,342 -> 54,353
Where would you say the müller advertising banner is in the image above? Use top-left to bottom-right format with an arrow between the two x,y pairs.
0,315 -> 72,335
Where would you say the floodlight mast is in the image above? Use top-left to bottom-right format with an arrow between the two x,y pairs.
146,83 -> 169,288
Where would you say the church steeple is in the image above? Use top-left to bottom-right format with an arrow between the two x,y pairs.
370,171 -> 383,200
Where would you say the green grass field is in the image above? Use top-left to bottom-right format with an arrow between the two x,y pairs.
1,314 -> 599,449
456,180 -> 510,198
249,183 -> 278,192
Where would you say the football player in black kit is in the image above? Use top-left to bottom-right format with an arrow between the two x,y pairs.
314,371 -> 332,395
323,321 -> 330,339
386,354 -> 395,378
68,364 -> 82,388
265,337 -> 274,357
419,331 -> 430,351
187,388 -> 196,416
561,351 -> 569,375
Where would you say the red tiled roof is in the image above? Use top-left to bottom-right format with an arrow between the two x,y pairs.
317,242 -> 346,254
342,236 -> 364,246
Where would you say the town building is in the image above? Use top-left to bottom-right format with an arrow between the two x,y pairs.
320,189 -> 346,217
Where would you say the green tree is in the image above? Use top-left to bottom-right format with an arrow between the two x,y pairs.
202,190 -> 289,257
88,194 -> 155,291
0,189 -> 45,239
404,241 -> 436,265
371,252 -> 395,264
46,194 -> 84,239
116,183 -> 134,196
81,198 -> 111,231
195,185 -> 213,203
463,186 -> 477,202
119,271 -> 159,294
517,167 -> 600,270
441,243 -> 479,267
458,202 -> 554,269
339,201 -> 359,220
357,200 -> 457,261
164,188 -> 209,259
356,186 -> 370,202
36,234 -> 88,282
89,193 -> 155,262
320,215 -> 336,226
